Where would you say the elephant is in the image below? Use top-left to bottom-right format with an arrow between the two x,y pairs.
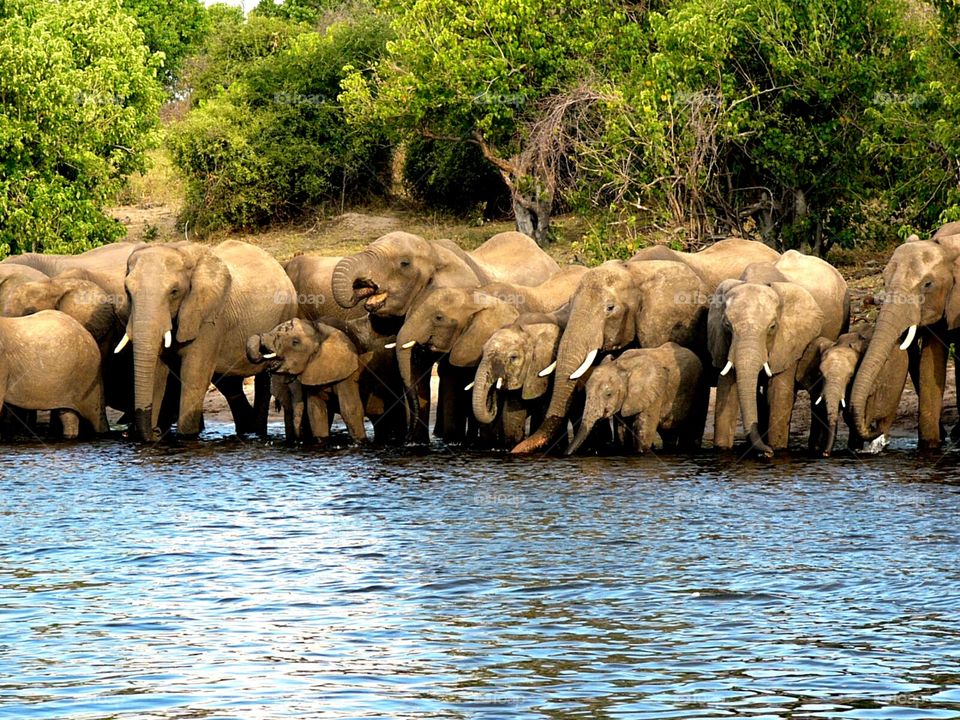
709,251 -> 849,456
121,240 -> 297,441
815,326 -> 909,456
395,286 -> 521,442
849,223 -> 960,450
284,253 -> 352,322
0,265 -> 48,312
0,310 -> 107,439
476,264 -> 588,314
246,319 -> 368,444
566,343 -> 708,455
3,241 -> 143,302
630,237 -> 780,291
511,259 -> 711,454
471,321 -> 562,445
331,231 -> 559,319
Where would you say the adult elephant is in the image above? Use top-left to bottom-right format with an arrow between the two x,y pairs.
512,259 -> 711,454
331,231 -> 559,319
709,251 -> 849,456
121,240 -> 297,441
0,265 -> 48,312
849,224 -> 960,449
4,241 -> 144,300
630,238 -> 780,291
284,253 -> 352,322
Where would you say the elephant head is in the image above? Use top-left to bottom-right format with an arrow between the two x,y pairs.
472,322 -> 560,425
816,330 -> 868,455
331,232 -> 481,318
709,279 -> 823,455
123,243 -> 232,441
566,357 -> 629,455
850,229 -> 960,440
3,276 -> 118,343
246,319 -> 359,387
513,259 -> 708,453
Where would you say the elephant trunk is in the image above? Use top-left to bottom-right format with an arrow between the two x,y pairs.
850,296 -> 917,440
820,374 -> 846,456
331,251 -> 376,309
733,339 -> 773,457
472,356 -> 499,425
513,301 -> 602,454
131,309 -> 168,443
246,334 -> 264,363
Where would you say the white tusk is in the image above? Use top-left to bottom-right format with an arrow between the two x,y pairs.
759,385 -> 764,395
815,395 -> 822,406
384,342 -> 397,349
841,398 -> 846,408
262,353 -> 276,359
496,377 -> 503,389
763,362 -> 772,377
537,360 -> 557,377
464,381 -> 474,391
114,333 -> 130,354
569,348 -> 599,380
899,324 -> 917,350
164,330 -> 172,348
720,360 -> 733,376
401,340 -> 416,349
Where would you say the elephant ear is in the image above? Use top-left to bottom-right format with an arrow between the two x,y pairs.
301,324 -> 360,387
944,259 -> 960,331
620,365 -> 658,419
449,299 -> 519,367
707,279 -> 740,369
769,282 -> 824,374
177,250 -> 232,343
521,322 -> 561,400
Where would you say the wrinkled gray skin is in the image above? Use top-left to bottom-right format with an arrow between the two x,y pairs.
0,310 -> 107,438
567,344 -> 707,455
850,224 -> 960,449
630,238 -> 780,291
817,326 -> 909,456
0,265 -> 48,313
709,251 -> 849,456
472,321 -> 561,446
512,259 -> 710,454
247,319 -> 366,443
123,240 -> 297,442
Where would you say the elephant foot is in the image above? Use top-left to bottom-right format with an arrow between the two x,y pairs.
748,424 -> 774,458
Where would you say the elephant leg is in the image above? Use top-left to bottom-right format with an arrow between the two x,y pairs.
757,375 -> 771,437
408,366 -> 432,444
212,374 -> 257,435
436,366 -> 464,442
253,372 -> 271,437
156,359 -> 179,433
953,346 -> 960,442
713,373 -> 738,450
336,378 -> 367,443
766,371 -> 797,451
917,330 -> 948,450
77,379 -> 108,435
60,410 -> 80,440
177,350 -> 218,438
807,379 -> 829,455
306,392 -> 330,441
688,378 -> 709,451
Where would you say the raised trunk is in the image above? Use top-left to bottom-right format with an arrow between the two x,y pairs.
850,300 -> 915,440
471,358 -> 499,425
331,252 -> 373,309
734,342 -> 772,456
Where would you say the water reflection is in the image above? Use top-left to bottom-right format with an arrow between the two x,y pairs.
1,425 -> 959,718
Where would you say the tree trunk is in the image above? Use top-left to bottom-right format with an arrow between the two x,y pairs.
513,193 -> 551,247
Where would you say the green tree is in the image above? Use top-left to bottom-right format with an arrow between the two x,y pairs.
121,0 -> 210,87
341,0 -> 647,244
0,0 -> 164,257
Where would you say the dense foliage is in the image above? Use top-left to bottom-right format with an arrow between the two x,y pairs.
168,3 -> 393,234
0,0 -> 163,256
121,0 -> 209,86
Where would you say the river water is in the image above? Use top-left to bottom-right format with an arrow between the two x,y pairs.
2,424 -> 959,719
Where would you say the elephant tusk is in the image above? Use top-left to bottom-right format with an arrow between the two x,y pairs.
759,385 -> 764,395
720,360 -> 733,376
537,360 -> 557,377
384,342 -> 397,349
464,381 -> 474,391
763,362 -> 773,377
569,348 -> 598,380
841,397 -> 846,409
496,377 -> 503,389
815,395 -> 822,406
164,330 -> 172,348
401,340 -> 416,349
114,333 -> 130,354
899,324 -> 917,350
262,353 -> 276,359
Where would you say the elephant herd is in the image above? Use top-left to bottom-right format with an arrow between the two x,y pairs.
2,222 -> 960,458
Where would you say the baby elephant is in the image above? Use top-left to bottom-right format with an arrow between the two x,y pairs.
246,319 -> 367,443
567,343 -> 707,455
0,310 -> 108,438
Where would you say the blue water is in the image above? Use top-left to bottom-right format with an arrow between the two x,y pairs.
2,425 -> 960,719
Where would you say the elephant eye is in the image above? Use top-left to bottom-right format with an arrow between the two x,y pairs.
509,354 -> 519,362
435,313 -> 443,322
605,303 -> 615,313
400,259 -> 411,268
923,278 -> 934,290
169,287 -> 179,297
291,338 -> 301,347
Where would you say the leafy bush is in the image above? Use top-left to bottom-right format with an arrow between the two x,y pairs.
121,0 -> 210,87
0,0 -> 164,257
168,4 -> 393,234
